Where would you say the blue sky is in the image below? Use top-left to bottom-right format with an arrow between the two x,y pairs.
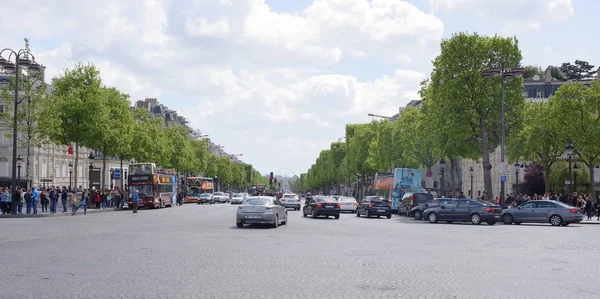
0,0 -> 596,177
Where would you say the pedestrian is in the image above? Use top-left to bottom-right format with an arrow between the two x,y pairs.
25,189 -> 32,214
50,187 -> 58,213
61,187 -> 68,213
133,190 -> 139,213
73,191 -> 88,216
94,191 -> 101,209
585,195 -> 593,220
18,188 -> 24,214
11,186 -> 20,215
32,186 -> 39,214
40,191 -> 49,213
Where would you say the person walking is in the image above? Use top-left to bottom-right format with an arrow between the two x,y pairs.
25,189 -> 32,214
18,187 -> 24,214
61,187 -> 68,213
585,195 -> 593,220
0,187 -> 9,214
73,190 -> 88,216
32,186 -> 39,214
40,191 -> 49,213
133,190 -> 139,213
50,187 -> 59,213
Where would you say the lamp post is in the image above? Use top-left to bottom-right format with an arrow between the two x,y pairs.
16,154 -> 22,182
514,162 -> 521,195
482,66 -> 524,208
440,158 -> 446,197
469,166 -> 474,199
367,113 -> 393,120
573,163 -> 579,193
566,141 -> 574,195
88,152 -> 95,190
0,48 -> 42,194
68,162 -> 73,191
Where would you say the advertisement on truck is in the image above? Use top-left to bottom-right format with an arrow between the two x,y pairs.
391,168 -> 422,210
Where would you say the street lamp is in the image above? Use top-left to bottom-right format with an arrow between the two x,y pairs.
482,65 -> 524,208
88,152 -> 95,190
0,48 -> 42,194
469,166 -> 474,199
573,163 -> 579,193
16,154 -> 22,182
566,140 -> 574,195
440,158 -> 446,197
367,113 -> 392,120
514,161 -> 521,194
68,162 -> 73,191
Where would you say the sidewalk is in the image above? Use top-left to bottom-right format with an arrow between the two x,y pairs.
579,218 -> 600,225
0,202 -> 129,218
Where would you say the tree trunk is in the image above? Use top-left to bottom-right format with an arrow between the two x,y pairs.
74,143 -> 79,190
450,158 -> 457,195
26,143 -> 31,189
101,144 -> 107,189
120,156 -> 124,192
480,126 -> 494,201
588,163 -> 596,199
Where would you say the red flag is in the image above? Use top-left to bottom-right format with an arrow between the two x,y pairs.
67,146 -> 73,155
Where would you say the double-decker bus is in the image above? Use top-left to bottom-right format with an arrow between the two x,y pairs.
184,177 -> 214,203
128,163 -> 174,208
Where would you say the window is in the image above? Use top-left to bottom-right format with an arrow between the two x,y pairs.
158,183 -> 172,193
456,200 -> 470,208
537,201 -> 556,208
41,162 -> 47,178
0,130 -> 8,146
443,201 -> 459,209
0,82 -> 8,89
520,202 -> 535,209
0,105 -> 6,113
536,91 -> 544,98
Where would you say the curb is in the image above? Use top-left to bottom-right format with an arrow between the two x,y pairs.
0,208 -> 128,219
578,221 -> 600,225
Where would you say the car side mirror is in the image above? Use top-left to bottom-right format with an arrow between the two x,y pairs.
518,206 -> 521,210
440,205 -> 445,209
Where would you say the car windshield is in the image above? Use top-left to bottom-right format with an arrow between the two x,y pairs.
340,197 -> 356,202
214,192 -> 224,196
244,198 -> 271,205
368,196 -> 386,201
284,194 -> 297,198
476,200 -> 493,206
130,185 -> 154,197
315,197 -> 334,203
200,193 -> 212,198
232,194 -> 243,198
187,188 -> 201,196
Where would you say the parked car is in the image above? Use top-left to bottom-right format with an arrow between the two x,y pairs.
400,192 -> 434,216
303,196 -> 341,219
223,193 -> 231,203
501,200 -> 584,226
212,192 -> 227,203
198,193 -> 214,205
231,193 -> 245,204
425,199 -> 502,225
281,193 -> 301,210
337,196 -> 358,213
357,196 -> 392,219
236,196 -> 288,228
412,198 -> 456,220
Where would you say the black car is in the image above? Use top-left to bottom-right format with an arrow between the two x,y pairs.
356,196 -> 392,219
400,192 -> 434,216
425,199 -> 502,225
303,196 -> 340,219
411,198 -> 456,220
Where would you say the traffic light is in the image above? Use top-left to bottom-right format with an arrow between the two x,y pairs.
274,178 -> 277,184
270,172 -> 273,181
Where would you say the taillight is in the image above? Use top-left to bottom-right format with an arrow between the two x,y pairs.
353,202 -> 358,206
569,209 -> 578,213
369,203 -> 374,207
388,203 -> 392,207
410,194 -> 414,206
337,203 -> 342,208
484,207 -> 494,212
265,207 -> 273,210
282,198 -> 285,201
316,203 -> 322,208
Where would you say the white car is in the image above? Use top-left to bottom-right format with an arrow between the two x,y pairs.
231,193 -> 245,204
337,196 -> 358,213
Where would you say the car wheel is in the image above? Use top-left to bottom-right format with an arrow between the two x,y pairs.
366,210 -> 371,218
311,210 -> 317,218
386,214 -> 391,219
281,212 -> 288,225
272,215 -> 279,228
334,215 -> 340,219
446,221 -> 453,224
413,210 -> 422,220
549,214 -> 562,226
376,215 -> 380,218
470,213 -> 482,225
356,209 -> 360,217
487,221 -> 496,225
514,222 -> 521,225
303,210 -> 307,217
236,222 -> 244,228
502,214 -> 514,225
561,223 -> 569,226
428,212 -> 438,223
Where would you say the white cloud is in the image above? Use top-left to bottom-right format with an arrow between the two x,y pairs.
185,16 -> 231,37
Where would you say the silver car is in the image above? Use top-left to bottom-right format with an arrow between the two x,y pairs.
501,200 -> 584,226
236,197 -> 288,228
337,196 -> 358,213
231,193 -> 245,204
281,193 -> 301,210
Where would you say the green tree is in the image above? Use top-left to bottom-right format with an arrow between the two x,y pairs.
164,125 -> 196,173
191,139 -> 208,175
130,107 -> 170,167
398,107 -> 440,169
506,101 -> 563,192
346,122 -> 376,199
368,120 -> 398,172
559,60 -> 596,80
0,38 -> 48,187
428,32 -> 524,200
550,81 -> 600,198
523,65 -> 543,79
39,62 -> 106,189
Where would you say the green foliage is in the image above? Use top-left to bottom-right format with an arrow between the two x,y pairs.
523,65 -> 543,79
165,125 -> 196,173
346,123 -> 376,176
559,60 -> 596,80
130,107 -> 170,167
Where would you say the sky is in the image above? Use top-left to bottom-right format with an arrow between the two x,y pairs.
0,0 -> 596,177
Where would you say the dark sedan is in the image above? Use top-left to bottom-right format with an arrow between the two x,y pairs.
425,199 -> 502,225
356,196 -> 392,219
411,198 -> 456,220
303,196 -> 341,219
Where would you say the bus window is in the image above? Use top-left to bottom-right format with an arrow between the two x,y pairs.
130,185 -> 154,197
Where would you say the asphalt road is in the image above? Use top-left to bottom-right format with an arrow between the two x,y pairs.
1,203 -> 599,299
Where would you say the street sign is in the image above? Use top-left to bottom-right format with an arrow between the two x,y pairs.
500,175 -> 506,182
498,162 -> 507,176
425,169 -> 433,178
114,169 -> 121,180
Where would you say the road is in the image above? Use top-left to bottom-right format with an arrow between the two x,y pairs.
0,203 -> 599,299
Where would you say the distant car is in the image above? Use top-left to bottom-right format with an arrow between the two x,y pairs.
303,196 -> 341,219
198,193 -> 214,205
236,196 -> 288,228
231,193 -> 245,204
501,200 -> 584,226
337,196 -> 358,213
213,192 -> 227,203
400,192 -> 434,216
425,199 -> 502,225
357,196 -> 392,219
412,198 -> 456,220
224,193 -> 231,203
281,193 -> 301,210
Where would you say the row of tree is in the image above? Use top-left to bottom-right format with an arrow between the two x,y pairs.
293,32 -> 599,200
1,39 -> 267,191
